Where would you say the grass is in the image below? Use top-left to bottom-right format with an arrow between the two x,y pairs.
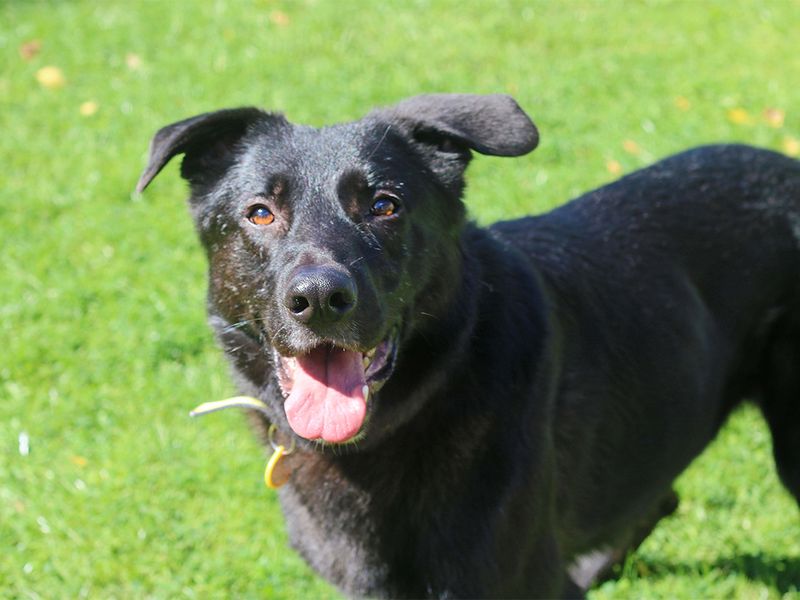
1,0 -> 799,597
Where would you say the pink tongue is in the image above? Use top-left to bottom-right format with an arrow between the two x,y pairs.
284,346 -> 367,443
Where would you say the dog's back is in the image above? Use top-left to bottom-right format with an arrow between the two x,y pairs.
493,144 -> 800,555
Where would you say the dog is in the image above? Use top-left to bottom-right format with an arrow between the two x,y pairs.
137,94 -> 800,598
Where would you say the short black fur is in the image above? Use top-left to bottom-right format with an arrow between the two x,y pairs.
138,94 -> 800,598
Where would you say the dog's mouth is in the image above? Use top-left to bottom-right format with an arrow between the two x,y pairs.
275,327 -> 399,444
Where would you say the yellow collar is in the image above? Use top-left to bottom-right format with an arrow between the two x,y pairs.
191,396 -> 296,489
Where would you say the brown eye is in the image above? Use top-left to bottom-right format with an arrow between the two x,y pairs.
370,195 -> 398,217
246,204 -> 275,226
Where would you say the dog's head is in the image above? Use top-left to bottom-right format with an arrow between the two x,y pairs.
138,94 -> 538,447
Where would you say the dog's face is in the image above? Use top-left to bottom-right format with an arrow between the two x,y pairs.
138,94 -> 538,446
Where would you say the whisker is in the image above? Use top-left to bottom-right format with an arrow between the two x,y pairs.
355,221 -> 382,251
221,320 -> 253,334
366,125 -> 392,160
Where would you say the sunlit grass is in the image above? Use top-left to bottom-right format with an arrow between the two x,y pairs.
1,1 -> 799,597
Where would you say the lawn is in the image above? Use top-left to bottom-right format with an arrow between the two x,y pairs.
1,0 -> 799,598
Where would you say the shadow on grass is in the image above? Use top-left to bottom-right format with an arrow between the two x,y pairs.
627,553 -> 800,594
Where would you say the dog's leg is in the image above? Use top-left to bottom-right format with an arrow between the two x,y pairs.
567,490 -> 679,590
567,547 -> 620,592
760,327 -> 800,505
559,574 -> 587,599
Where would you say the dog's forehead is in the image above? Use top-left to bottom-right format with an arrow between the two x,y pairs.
243,119 -> 389,185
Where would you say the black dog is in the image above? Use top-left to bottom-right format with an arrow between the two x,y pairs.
138,94 -> 800,598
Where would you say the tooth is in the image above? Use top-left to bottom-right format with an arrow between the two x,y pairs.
366,348 -> 376,359
363,356 -> 371,369
362,385 -> 370,402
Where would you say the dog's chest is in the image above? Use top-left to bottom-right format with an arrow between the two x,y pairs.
277,449 -> 492,597
278,470 -> 413,595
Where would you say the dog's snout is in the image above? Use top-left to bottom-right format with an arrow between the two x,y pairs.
284,266 -> 357,325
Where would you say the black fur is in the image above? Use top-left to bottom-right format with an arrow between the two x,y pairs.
138,94 -> 800,598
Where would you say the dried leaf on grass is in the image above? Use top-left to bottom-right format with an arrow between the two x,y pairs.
36,66 -> 66,89
270,10 -> 290,26
623,140 -> 641,156
80,101 -> 99,117
19,39 -> 42,61
783,137 -> 800,157
763,108 -> 785,128
674,96 -> 691,111
727,108 -> 751,125
70,455 -> 88,467
126,53 -> 143,70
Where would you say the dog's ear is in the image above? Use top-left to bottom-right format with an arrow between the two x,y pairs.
384,94 -> 539,157
136,107 -> 272,193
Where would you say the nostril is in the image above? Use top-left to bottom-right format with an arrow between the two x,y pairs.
328,290 -> 353,312
290,295 -> 310,314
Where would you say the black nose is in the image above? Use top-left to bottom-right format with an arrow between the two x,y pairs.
284,266 -> 357,325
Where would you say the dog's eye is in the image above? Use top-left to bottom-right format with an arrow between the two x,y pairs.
370,195 -> 398,217
246,204 -> 275,226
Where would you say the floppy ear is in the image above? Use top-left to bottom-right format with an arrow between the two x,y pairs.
135,107 -> 271,193
384,93 -> 539,157
373,94 -> 538,196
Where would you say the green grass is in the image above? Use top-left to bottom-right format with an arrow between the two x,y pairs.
2,0 -> 799,597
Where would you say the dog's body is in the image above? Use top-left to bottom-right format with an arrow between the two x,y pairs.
139,95 -> 800,598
